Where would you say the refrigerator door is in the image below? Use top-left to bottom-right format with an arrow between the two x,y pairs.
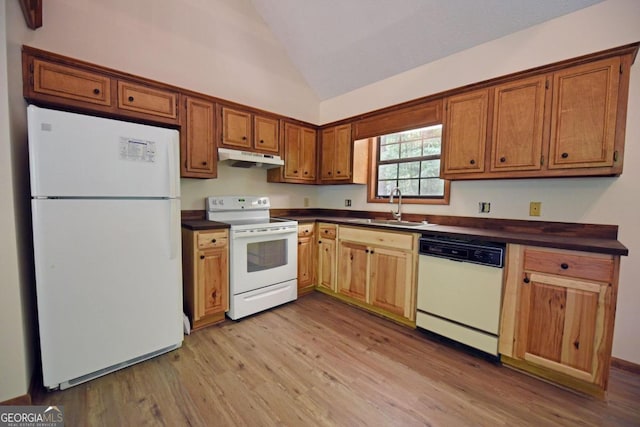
32,198 -> 183,389
28,105 -> 179,198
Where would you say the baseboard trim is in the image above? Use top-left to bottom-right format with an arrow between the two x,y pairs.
611,357 -> 640,375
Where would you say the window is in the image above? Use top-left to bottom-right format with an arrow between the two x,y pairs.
369,124 -> 449,204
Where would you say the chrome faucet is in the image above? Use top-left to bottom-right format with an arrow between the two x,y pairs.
389,187 -> 402,221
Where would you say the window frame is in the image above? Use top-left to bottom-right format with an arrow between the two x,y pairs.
366,126 -> 450,205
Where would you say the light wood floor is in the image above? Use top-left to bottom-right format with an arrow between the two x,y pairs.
34,293 -> 640,426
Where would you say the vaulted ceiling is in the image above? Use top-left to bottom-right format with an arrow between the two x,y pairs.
250,0 -> 603,100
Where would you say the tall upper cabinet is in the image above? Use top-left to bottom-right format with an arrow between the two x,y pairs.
267,121 -> 317,184
441,46 -> 636,180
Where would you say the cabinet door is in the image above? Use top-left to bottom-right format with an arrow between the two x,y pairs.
337,241 -> 368,302
298,235 -> 314,290
317,238 -> 336,291
333,124 -> 352,180
516,272 -> 608,385
182,97 -> 216,178
443,89 -> 488,174
222,107 -> 252,149
197,248 -> 228,319
301,127 -> 317,180
32,59 -> 112,106
117,81 -> 178,120
284,123 -> 303,179
254,115 -> 279,154
369,247 -> 413,318
548,57 -> 620,169
320,127 -> 336,180
491,76 -> 546,172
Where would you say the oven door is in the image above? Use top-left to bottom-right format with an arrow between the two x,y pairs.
230,226 -> 298,294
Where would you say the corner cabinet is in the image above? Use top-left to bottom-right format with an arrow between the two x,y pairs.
267,121 -> 317,184
335,226 -> 418,325
181,96 -> 217,178
499,244 -> 620,397
297,223 -> 315,295
319,124 -> 368,184
182,228 -> 229,330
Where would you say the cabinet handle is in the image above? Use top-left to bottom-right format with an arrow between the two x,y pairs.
560,263 -> 569,270
561,152 -> 569,159
324,230 -> 329,234
298,241 -> 302,245
304,171 -> 308,175
523,276 -> 530,284
350,254 -> 353,260
304,230 -> 309,234
500,157 -> 506,163
93,88 -> 100,95
242,136 -> 247,140
259,139 -> 264,144
336,170 -> 341,174
211,238 -> 217,243
469,159 -> 476,165
328,171 -> 332,175
128,96 -> 134,102
293,170 -> 298,173
365,249 -> 370,253
211,290 -> 217,300
318,240 -> 322,244
370,250 -> 374,254
200,255 -> 205,260
201,161 -> 208,166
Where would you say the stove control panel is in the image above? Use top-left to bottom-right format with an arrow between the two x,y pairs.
206,196 -> 271,211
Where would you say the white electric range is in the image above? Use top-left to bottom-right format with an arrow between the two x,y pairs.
206,196 -> 298,319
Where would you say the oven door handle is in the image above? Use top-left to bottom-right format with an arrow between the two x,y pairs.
232,227 -> 297,238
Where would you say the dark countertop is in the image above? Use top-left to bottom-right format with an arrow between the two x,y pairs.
181,219 -> 230,231
279,215 -> 628,256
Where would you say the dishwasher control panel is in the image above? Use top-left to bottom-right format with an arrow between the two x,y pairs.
418,236 -> 505,267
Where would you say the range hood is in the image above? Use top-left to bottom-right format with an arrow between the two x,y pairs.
218,148 -> 284,169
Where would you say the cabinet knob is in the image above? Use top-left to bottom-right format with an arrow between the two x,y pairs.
93,88 -> 100,95
202,161 -> 208,166
259,139 -> 264,144
128,96 -> 134,102
561,152 -> 569,159
200,255 -> 205,260
304,230 -> 309,233
242,136 -> 247,140
500,157 -> 506,163
469,159 -> 476,165
365,249 -> 370,253
560,263 -> 569,270
211,238 -> 217,243
211,290 -> 217,300
318,240 -> 322,244
523,276 -> 530,284
370,250 -> 374,254
328,171 -> 332,175
298,241 -> 302,245
324,230 -> 329,234
336,170 -> 341,174
293,170 -> 298,173
304,171 -> 308,175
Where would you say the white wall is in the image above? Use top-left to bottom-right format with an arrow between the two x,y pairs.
0,3 -> 31,402
318,0 -> 640,364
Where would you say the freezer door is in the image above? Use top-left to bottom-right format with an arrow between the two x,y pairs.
28,105 -> 179,198
32,198 -> 183,389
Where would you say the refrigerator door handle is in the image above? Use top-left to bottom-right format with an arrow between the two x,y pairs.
169,199 -> 179,260
167,131 -> 180,198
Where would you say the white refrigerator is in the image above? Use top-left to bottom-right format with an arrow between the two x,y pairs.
28,105 -> 183,390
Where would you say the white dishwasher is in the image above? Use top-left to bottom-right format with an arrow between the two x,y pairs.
416,236 -> 505,356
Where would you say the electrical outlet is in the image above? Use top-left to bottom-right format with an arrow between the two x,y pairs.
530,201 -> 541,216
303,197 -> 309,207
344,199 -> 352,207
479,202 -> 491,213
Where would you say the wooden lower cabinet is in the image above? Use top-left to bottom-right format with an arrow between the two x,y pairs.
334,226 -> 418,325
499,244 -> 619,397
182,228 -> 229,330
316,223 -> 337,292
297,223 -> 315,295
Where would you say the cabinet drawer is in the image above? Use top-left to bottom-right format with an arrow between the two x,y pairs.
339,226 -> 415,251
117,81 -> 178,119
318,224 -> 337,239
197,231 -> 228,250
32,59 -> 112,106
523,248 -> 614,283
298,223 -> 314,237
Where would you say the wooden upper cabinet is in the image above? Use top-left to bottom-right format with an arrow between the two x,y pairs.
442,89 -> 489,175
270,121 -> 317,183
182,96 -> 216,178
220,107 -> 280,154
548,57 -> 621,170
31,59 -> 112,107
254,115 -> 279,154
117,80 -> 178,120
491,76 -> 547,172
320,124 -> 365,183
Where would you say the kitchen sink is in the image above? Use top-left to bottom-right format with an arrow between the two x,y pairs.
345,218 -> 435,228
